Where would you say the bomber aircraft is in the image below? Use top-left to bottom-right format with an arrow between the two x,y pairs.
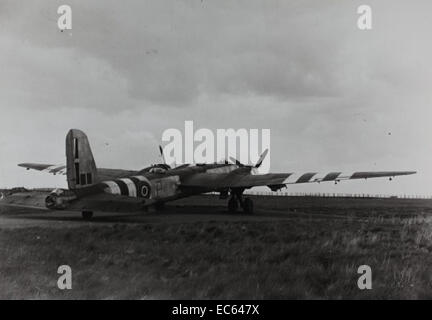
16,129 -> 416,219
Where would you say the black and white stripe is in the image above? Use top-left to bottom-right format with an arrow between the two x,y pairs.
283,172 -> 355,184
101,175 -> 152,198
43,165 -> 67,175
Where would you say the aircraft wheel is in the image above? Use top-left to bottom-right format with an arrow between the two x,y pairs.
82,210 -> 93,220
228,197 -> 238,213
243,198 -> 254,214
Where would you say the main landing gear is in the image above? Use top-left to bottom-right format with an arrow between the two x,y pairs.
227,190 -> 254,214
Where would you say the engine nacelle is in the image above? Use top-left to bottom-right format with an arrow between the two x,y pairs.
45,188 -> 77,210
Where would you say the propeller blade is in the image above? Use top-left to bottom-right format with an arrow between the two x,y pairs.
229,149 -> 268,168
169,160 -> 177,168
255,148 -> 269,168
159,145 -> 166,164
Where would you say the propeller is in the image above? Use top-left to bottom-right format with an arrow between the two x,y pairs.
159,145 -> 166,164
155,145 -> 174,170
255,148 -> 269,168
229,148 -> 269,168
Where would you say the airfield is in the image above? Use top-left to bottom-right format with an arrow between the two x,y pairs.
1,190 -> 432,299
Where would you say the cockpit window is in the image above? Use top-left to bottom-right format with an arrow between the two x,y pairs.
149,167 -> 166,174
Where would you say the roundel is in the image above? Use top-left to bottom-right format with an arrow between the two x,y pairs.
140,182 -> 151,199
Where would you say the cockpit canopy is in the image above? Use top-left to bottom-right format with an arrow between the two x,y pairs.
149,167 -> 167,174
139,163 -> 171,174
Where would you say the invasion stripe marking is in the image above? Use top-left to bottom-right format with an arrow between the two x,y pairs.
282,173 -> 300,184
296,172 -> 317,183
120,178 -> 137,197
310,172 -> 327,182
129,176 -> 141,187
338,172 -> 354,180
102,181 -> 121,195
44,165 -> 65,172
114,179 -> 129,196
322,172 -> 342,181
42,165 -> 67,175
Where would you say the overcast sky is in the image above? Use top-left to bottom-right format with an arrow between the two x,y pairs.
0,0 -> 431,195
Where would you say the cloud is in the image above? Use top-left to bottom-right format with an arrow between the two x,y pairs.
0,1 -> 363,107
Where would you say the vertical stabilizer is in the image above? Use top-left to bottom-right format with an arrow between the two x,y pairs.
66,129 -> 98,190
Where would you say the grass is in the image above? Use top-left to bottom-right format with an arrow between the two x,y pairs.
1,197 -> 432,299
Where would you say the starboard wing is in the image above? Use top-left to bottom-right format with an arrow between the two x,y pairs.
180,171 -> 417,191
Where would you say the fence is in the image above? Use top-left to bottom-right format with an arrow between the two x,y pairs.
208,191 -> 432,199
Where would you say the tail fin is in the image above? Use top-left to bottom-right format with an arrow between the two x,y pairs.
65,129 -> 98,190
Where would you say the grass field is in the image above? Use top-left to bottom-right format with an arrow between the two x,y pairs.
1,195 -> 432,299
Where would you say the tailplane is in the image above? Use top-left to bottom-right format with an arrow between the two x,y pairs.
65,129 -> 98,190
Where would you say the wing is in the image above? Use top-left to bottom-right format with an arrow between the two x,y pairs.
181,171 -> 417,191
18,163 -> 66,175
18,163 -> 137,180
